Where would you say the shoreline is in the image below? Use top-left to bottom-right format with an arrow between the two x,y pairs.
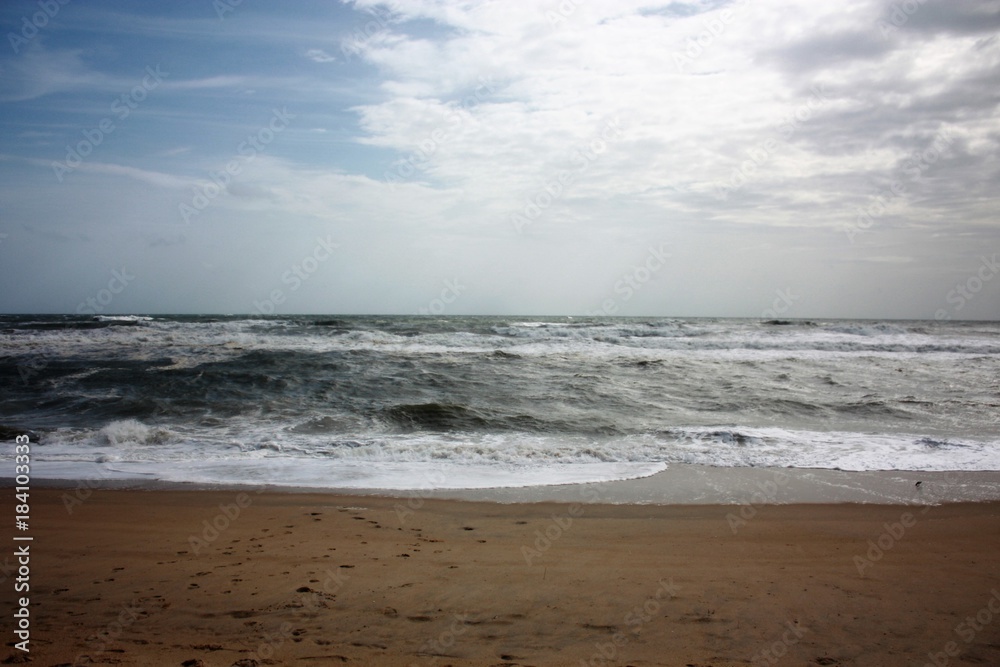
3,487 -> 1000,665
13,464 -> 1000,505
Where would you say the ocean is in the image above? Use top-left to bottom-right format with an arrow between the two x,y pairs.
1,315 -> 998,490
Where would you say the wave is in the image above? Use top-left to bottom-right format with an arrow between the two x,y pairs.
3,316 -> 998,360
93,315 -> 153,323
17,420 -> 1000,471
97,419 -> 172,446
823,322 -> 911,336
3,315 -> 998,490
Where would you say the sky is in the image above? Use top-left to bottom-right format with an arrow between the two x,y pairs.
0,0 -> 998,319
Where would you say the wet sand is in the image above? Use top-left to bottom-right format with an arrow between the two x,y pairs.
4,488 -> 1000,666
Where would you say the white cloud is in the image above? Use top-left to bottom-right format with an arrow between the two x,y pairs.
2,0 -> 999,316
339,0 -> 1000,239
306,48 -> 337,63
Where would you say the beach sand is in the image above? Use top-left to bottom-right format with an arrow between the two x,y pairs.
4,488 -> 1000,666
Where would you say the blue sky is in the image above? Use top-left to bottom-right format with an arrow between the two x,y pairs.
1,0 -> 999,317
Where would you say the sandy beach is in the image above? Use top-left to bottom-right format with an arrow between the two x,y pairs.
3,487 -> 999,666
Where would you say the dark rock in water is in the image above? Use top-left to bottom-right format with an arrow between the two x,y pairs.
763,319 -> 818,327
491,350 -> 520,359
0,426 -> 39,442
706,430 -> 751,446
312,319 -> 345,327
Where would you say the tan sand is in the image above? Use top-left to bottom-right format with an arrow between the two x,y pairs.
3,488 -> 1000,666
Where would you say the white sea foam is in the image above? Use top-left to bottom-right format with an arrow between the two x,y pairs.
5,317 -> 996,364
97,419 -> 171,446
92,315 -> 153,323
6,421 -> 999,490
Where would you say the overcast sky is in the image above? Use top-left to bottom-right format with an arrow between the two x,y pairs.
1,0 -> 998,318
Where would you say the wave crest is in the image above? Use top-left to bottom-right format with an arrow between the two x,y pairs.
98,419 -> 172,446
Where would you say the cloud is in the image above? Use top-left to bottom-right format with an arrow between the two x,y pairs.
163,76 -> 250,90
343,0 -> 1000,235
306,48 -> 337,62
1,0 -> 998,317
876,0 -> 1000,37
160,146 -> 193,156
0,47 -> 114,102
